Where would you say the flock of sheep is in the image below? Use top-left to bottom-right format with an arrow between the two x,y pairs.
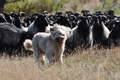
0,10 -> 120,64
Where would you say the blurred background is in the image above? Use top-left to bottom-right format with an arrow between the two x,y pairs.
0,0 -> 120,15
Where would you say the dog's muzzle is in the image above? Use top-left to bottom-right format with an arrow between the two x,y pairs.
55,37 -> 65,44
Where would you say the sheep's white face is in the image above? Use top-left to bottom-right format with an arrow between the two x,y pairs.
51,29 -> 67,44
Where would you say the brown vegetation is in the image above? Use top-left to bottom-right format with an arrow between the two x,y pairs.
0,46 -> 120,80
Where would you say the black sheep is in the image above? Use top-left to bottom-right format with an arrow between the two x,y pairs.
0,22 -> 33,57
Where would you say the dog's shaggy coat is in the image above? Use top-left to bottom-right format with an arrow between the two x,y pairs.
24,24 -> 67,64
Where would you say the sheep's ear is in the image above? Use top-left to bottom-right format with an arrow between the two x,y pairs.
50,27 -> 54,31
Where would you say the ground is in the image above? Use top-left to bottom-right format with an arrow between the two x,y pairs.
0,46 -> 120,80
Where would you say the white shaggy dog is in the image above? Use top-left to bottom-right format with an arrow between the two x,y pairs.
24,24 -> 67,64
46,24 -> 73,38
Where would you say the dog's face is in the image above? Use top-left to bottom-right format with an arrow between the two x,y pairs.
51,29 -> 67,45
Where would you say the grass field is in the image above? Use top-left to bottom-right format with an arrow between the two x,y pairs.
0,46 -> 120,80
1,0 -> 120,80
4,0 -> 120,15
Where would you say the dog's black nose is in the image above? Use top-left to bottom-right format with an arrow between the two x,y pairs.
56,38 -> 59,41
55,37 -> 65,44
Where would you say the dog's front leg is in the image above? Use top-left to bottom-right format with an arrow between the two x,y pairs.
46,52 -> 55,63
55,53 -> 63,64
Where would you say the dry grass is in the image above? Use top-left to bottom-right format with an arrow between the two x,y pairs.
63,0 -> 102,12
0,46 -> 120,80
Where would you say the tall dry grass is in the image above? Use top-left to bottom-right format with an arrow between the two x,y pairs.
0,46 -> 120,80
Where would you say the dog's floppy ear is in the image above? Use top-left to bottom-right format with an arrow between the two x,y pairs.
50,27 -> 54,31
53,23 -> 59,28
50,24 -> 59,31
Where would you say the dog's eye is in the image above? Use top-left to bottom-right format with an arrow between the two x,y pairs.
60,33 -> 65,36
62,34 -> 65,36
53,33 -> 56,36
